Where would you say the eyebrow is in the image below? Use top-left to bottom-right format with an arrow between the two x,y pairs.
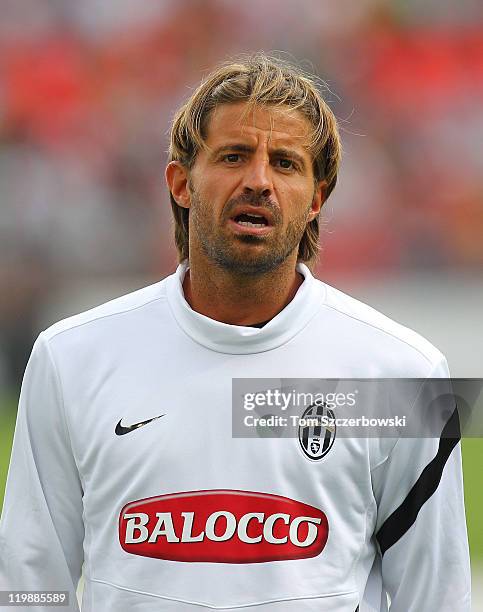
211,144 -> 308,170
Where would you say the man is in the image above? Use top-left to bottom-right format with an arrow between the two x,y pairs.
0,54 -> 470,611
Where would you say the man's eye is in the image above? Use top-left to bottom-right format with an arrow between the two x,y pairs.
224,154 -> 240,163
277,159 -> 294,169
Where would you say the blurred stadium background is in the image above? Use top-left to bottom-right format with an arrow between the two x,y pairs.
0,0 -> 482,607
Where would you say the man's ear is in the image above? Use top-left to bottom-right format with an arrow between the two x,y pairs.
165,161 -> 191,209
308,180 -> 327,222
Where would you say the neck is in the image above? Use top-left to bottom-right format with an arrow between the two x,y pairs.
182,255 -> 304,326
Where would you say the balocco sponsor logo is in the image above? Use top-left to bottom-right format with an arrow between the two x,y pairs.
119,490 -> 328,563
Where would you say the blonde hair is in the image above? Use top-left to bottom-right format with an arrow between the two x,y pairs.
167,52 -> 342,263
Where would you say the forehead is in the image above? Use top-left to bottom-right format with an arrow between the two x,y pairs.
204,102 -> 312,149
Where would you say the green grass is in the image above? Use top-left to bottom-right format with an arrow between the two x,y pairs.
462,438 -> 483,561
0,400 -> 481,561
0,397 -> 17,511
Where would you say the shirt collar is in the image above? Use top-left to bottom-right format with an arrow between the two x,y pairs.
166,261 -> 325,354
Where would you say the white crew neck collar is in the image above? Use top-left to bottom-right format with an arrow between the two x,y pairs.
166,261 -> 325,354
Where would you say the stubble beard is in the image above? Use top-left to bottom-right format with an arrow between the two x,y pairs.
189,190 -> 312,277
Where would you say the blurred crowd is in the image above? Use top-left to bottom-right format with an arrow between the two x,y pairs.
1,0 -> 482,388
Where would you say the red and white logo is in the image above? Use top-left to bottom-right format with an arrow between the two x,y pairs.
119,489 -> 328,563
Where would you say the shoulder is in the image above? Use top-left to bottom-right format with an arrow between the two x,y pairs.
315,278 -> 446,374
41,277 -> 169,344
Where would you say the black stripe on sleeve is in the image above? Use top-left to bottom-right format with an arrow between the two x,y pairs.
376,405 -> 460,556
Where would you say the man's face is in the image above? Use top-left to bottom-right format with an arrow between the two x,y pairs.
184,102 -> 325,275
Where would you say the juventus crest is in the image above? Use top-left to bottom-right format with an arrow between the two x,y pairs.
298,403 -> 336,461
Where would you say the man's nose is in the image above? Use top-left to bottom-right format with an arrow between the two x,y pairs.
241,157 -> 273,197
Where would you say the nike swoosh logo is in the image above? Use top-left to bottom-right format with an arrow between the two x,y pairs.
115,414 -> 164,436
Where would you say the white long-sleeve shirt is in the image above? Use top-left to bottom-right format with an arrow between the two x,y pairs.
0,262 -> 471,611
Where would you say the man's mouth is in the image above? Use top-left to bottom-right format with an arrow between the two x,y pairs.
227,204 -> 275,236
232,213 -> 268,228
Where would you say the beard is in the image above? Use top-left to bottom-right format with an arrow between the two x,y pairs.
189,189 -> 312,276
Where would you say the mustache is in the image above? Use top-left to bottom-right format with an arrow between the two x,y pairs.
223,192 -> 281,221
